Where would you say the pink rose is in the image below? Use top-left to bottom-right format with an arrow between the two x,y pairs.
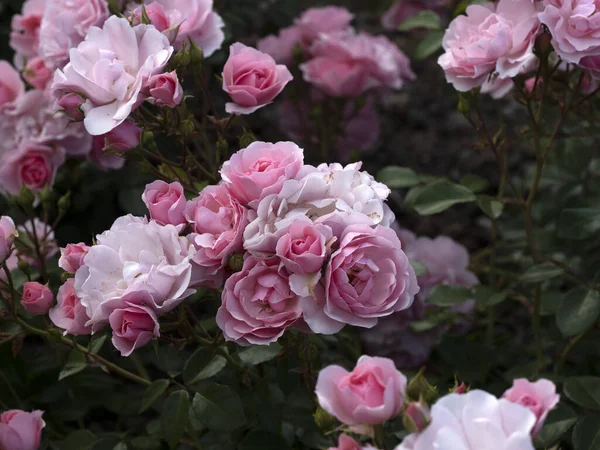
22,57 -> 52,90
130,2 -> 170,32
0,61 -> 25,107
502,378 -> 560,435
328,434 -> 366,450
295,6 -> 354,46
257,26 -> 303,65
579,55 -> 600,79
0,141 -> 64,195
128,0 -> 225,56
58,243 -> 90,274
0,409 -> 45,450
540,0 -> 600,63
320,225 -> 418,329
185,183 -> 249,287
222,43 -> 294,115
39,0 -> 109,71
220,141 -> 304,204
0,216 -> 17,262
316,355 -> 407,425
49,278 -> 92,336
22,281 -> 54,315
438,0 -> 540,91
403,402 -> 431,433
142,180 -> 187,228
108,291 -> 160,356
148,71 -> 183,107
10,0 -> 45,61
216,256 -> 302,345
57,93 -> 85,121
481,77 -> 515,99
52,16 -> 173,135
92,120 -> 141,155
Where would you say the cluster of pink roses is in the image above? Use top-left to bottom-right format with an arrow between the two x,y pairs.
316,356 -> 559,450
0,409 -> 45,450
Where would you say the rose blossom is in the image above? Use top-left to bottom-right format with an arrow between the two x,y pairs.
0,216 -> 18,262
502,378 -> 560,435
276,221 -> 332,275
294,7 -> 354,46
38,0 -> 109,71
127,0 -> 225,56
9,0 -> 46,62
108,291 -> 160,356
437,0 -> 540,92
481,76 -> 515,99
58,243 -> 90,274
22,281 -> 54,315
90,120 -> 140,170
216,256 -> 302,345
0,61 -> 25,107
257,26 -> 303,65
396,390 -> 536,450
22,57 -> 52,90
220,141 -> 304,204
74,215 -> 195,327
57,93 -> 85,121
0,409 -> 45,450
329,434 -> 377,450
148,71 -> 183,107
49,279 -> 92,336
316,355 -> 407,425
222,43 -> 294,115
52,16 -> 174,136
185,183 -> 249,287
142,180 -> 187,228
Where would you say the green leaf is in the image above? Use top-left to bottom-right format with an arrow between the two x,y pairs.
406,179 -> 476,215
140,379 -> 169,413
573,415 -> 600,450
536,404 -> 577,448
460,174 -> 489,193
557,288 -> 600,337
376,166 -> 421,188
58,350 -> 87,381
410,260 -> 428,277
183,350 -> 227,385
238,430 -> 291,450
161,390 -> 189,450
558,208 -> 600,240
90,334 -> 107,354
519,263 -> 563,283
398,10 -> 442,31
414,30 -> 444,60
477,195 -> 504,219
426,285 -> 474,307
60,430 -> 97,450
474,285 -> 508,309
564,377 -> 600,411
191,383 -> 246,432
238,343 -> 282,365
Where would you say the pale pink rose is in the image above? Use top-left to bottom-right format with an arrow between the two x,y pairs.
216,256 -> 302,345
17,219 -> 58,264
396,390 -> 536,450
148,71 -> 183,107
0,141 -> 64,195
257,26 -> 303,65
295,6 -> 354,46
438,0 -> 541,92
579,55 -> 600,79
220,141 -> 304,204
540,0 -> 600,63
301,32 -> 415,97
57,93 -> 85,121
39,0 -> 109,71
502,378 -> 560,435
403,402 -> 431,433
0,410 -> 45,450
10,0 -> 46,61
222,43 -> 294,115
58,243 -> 90,274
276,221 -> 332,275
316,355 -> 407,425
89,144 -> 126,171
0,216 -> 18,262
142,180 -> 187,228
74,215 -> 195,328
108,291 -> 160,356
320,225 -> 418,329
185,183 -> 249,287
90,120 -> 141,169
49,278 -> 92,336
0,61 -> 25,107
22,57 -> 52,90
481,76 -> 515,99
52,16 -> 174,136
22,281 -> 53,315
128,0 -> 225,56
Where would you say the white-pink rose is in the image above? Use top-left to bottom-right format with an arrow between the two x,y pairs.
0,216 -> 17,262
52,16 -> 173,136
438,0 -> 540,92
0,61 -> 25,107
502,378 -> 560,435
49,278 -> 92,336
143,180 -> 187,229
222,43 -> 294,115
220,141 -> 304,205
148,71 -> 183,107
216,256 -> 302,345
58,243 -> 90,274
316,355 -> 407,425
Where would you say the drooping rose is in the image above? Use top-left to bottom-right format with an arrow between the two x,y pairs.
58,243 -> 90,274
49,278 -> 92,336
0,409 -> 45,450
22,281 -> 54,315
0,61 -> 25,107
316,355 -> 407,425
0,216 -> 18,262
502,378 -> 560,435
142,180 -> 187,229
222,43 -> 294,115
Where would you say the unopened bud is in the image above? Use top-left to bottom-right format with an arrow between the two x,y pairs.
457,93 -> 471,118
451,381 -> 468,395
406,368 -> 439,404
58,192 -> 71,213
228,253 -> 244,272
18,186 -> 35,210
402,402 -> 431,433
180,119 -> 196,138
173,45 -> 191,69
17,258 -> 30,274
189,40 -> 204,67
238,130 -> 257,149
314,407 -> 337,432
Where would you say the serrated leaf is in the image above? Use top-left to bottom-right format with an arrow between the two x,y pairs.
191,383 -> 246,432
520,263 -> 563,283
426,284 -> 474,307
183,350 -> 227,385
573,415 -> 600,450
58,350 -> 87,381
557,288 -> 600,337
376,166 -> 421,188
406,179 -> 476,215
161,390 -> 189,450
398,10 -> 442,31
238,343 -> 282,365
140,379 -> 169,413
564,377 -> 600,411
